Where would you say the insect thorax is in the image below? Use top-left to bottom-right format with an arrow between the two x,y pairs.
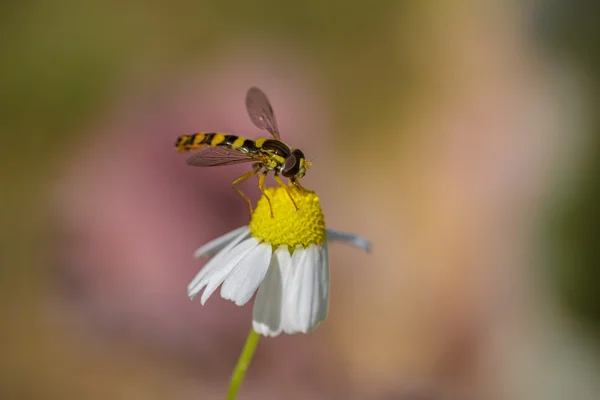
258,139 -> 291,170
260,139 -> 291,158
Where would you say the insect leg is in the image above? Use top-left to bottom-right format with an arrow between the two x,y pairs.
274,174 -> 299,211
232,166 -> 261,216
257,171 -> 274,218
289,177 -> 310,192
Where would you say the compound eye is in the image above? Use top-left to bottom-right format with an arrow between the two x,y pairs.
282,154 -> 300,177
292,149 -> 305,159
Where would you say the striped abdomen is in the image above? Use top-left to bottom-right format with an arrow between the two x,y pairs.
175,133 -> 257,153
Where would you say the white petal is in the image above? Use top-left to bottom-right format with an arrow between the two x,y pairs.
188,238 -> 259,304
221,243 -> 272,306
188,228 -> 251,297
252,246 -> 292,337
194,226 -> 249,258
199,238 -> 260,305
283,246 -> 311,333
317,244 -> 330,322
283,245 -> 328,334
326,229 -> 372,253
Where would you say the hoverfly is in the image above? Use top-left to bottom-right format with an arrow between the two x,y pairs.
175,87 -> 310,216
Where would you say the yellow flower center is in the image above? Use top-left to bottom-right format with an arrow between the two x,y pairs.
250,187 -> 326,248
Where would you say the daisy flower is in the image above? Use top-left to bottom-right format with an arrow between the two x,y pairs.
188,186 -> 371,337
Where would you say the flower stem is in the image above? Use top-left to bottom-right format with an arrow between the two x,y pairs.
226,328 -> 260,400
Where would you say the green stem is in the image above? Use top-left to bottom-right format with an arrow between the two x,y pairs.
226,328 -> 261,400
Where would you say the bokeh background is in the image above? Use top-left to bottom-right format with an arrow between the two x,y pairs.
1,0 -> 599,399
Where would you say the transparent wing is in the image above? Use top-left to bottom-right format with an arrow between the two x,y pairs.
245,87 -> 280,139
186,147 -> 256,167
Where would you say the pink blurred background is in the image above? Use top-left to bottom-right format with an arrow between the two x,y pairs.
2,1 -> 600,399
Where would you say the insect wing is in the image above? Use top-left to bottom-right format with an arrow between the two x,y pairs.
245,87 -> 280,139
186,146 -> 256,167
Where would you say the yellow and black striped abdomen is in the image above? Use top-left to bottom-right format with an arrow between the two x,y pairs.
175,133 -> 257,152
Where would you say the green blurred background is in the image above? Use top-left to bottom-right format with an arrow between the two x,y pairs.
1,1 -> 599,399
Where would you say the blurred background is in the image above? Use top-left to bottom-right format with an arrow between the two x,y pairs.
1,0 -> 599,399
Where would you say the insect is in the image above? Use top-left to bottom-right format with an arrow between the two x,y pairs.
174,87 -> 310,216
